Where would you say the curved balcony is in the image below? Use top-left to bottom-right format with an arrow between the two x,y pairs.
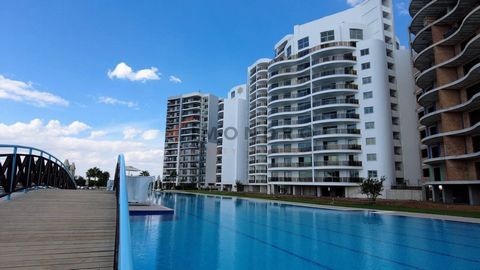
268,66 -> 311,83
269,89 -> 311,105
268,132 -> 312,142
312,144 -> 361,153
268,177 -> 313,183
312,113 -> 360,124
410,0 -> 451,35
312,83 -> 358,96
268,162 -> 313,169
312,99 -> 359,111
268,117 -> 311,129
424,150 -> 480,164
268,78 -> 311,93
313,160 -> 362,168
312,128 -> 361,138
311,69 -> 357,86
413,4 -> 480,62
416,34 -> 480,87
412,0 -> 478,54
418,61 -> 480,105
314,177 -> 362,183
269,104 -> 311,117
422,121 -> 480,145
410,0 -> 436,17
420,91 -> 480,127
268,147 -> 312,155
269,41 -> 356,70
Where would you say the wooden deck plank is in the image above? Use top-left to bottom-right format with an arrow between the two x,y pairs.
0,189 -> 116,269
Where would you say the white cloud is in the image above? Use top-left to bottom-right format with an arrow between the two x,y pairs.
89,130 -> 108,139
0,75 -> 69,107
107,62 -> 160,82
123,127 -> 142,139
169,75 -> 182,84
346,0 -> 364,6
396,1 -> 409,15
0,119 -> 164,177
142,129 -> 160,140
98,96 -> 137,108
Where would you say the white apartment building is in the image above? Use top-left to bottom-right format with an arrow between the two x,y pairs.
162,92 -> 219,188
247,59 -> 271,193
215,85 -> 249,191
245,0 -> 421,198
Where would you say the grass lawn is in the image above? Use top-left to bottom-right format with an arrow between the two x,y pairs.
180,190 -> 480,219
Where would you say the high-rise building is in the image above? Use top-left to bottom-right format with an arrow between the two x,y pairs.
215,85 -> 249,190
245,0 -> 421,197
409,0 -> 480,204
162,92 -> 218,188
247,59 -> 271,193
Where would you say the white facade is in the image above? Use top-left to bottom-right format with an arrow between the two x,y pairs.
216,85 -> 249,190
245,0 -> 421,197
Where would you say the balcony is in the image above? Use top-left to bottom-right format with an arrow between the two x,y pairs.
312,113 -> 359,122
268,177 -> 313,182
312,83 -> 358,93
312,99 -> 359,108
314,177 -> 362,183
312,128 -> 360,136
313,144 -> 361,151
314,160 -> 362,167
268,162 -> 312,168
269,117 -> 311,128
269,147 -> 312,154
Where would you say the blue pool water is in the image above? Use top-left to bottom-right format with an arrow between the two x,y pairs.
130,193 -> 480,270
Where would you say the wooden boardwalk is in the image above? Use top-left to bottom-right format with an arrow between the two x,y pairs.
0,189 -> 116,269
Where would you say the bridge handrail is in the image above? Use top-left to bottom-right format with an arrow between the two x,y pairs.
0,144 -> 76,184
114,154 -> 133,270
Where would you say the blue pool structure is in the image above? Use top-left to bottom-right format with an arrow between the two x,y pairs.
130,192 -> 480,270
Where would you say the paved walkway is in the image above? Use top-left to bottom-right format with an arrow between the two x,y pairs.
0,189 -> 116,269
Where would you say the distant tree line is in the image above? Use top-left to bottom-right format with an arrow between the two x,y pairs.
75,167 -> 110,187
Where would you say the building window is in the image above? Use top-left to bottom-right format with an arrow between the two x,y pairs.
368,170 -> 378,178
298,37 -> 309,50
364,106 -> 374,114
365,122 -> 375,129
361,62 -> 371,70
367,153 -> 377,161
231,91 -> 235,98
360,49 -> 369,56
423,168 -> 430,177
362,77 -> 372,84
320,30 -> 335,42
390,89 -> 397,97
286,46 -> 292,57
350,28 -> 363,40
363,91 -> 373,99
366,137 -> 376,145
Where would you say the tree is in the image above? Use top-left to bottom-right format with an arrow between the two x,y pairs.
75,176 -> 86,186
96,171 -> 110,187
140,170 -> 150,176
86,167 -> 102,181
235,181 -> 244,192
360,176 -> 386,202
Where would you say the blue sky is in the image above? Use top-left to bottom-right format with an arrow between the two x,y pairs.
0,0 -> 412,176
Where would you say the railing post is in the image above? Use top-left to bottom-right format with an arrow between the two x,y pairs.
7,146 -> 17,200
25,148 -> 33,193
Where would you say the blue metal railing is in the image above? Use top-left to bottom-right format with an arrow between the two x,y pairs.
0,144 -> 77,199
114,154 -> 134,270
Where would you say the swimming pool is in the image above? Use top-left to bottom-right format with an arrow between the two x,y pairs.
130,192 -> 480,270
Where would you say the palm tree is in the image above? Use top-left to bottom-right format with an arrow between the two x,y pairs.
140,170 -> 150,176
